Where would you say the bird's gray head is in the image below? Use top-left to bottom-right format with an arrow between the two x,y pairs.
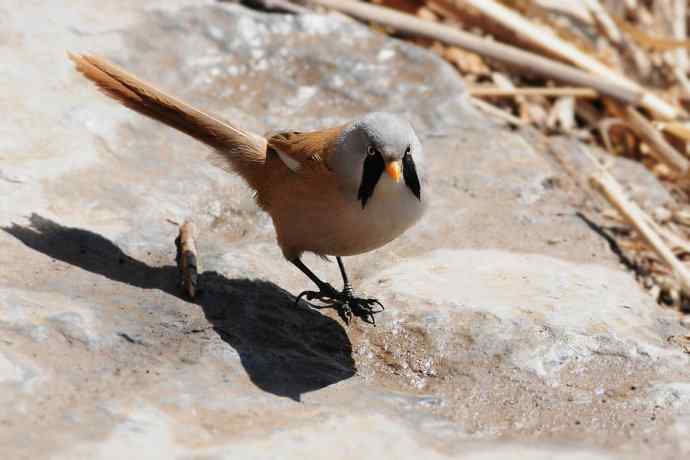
330,112 -> 424,208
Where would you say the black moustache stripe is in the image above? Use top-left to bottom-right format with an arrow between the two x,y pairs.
403,153 -> 421,200
358,152 -> 384,208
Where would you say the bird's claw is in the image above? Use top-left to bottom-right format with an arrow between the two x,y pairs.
345,297 -> 384,325
294,286 -> 384,325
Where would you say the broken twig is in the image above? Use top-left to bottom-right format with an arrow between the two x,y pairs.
589,168 -> 690,293
469,86 -> 598,98
584,0 -> 623,46
175,220 -> 200,299
625,106 -> 688,174
469,96 -> 527,126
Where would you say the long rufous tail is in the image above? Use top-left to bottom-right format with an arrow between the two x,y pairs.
69,53 -> 267,185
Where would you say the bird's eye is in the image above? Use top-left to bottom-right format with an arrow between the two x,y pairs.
404,145 -> 411,156
367,145 -> 377,156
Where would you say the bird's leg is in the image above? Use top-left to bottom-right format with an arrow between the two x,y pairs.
290,257 -> 383,325
291,257 -> 353,322
336,256 -> 354,298
291,258 -> 340,300
335,257 -> 384,325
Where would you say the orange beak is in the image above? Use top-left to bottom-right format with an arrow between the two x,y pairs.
385,161 -> 402,182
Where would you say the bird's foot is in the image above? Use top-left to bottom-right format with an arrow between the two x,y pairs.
295,284 -> 384,325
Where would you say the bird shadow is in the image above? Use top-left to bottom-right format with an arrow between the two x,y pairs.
3,214 -> 355,401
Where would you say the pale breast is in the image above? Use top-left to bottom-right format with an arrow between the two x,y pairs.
268,171 -> 427,259
331,176 -> 427,255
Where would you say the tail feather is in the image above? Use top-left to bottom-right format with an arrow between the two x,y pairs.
69,53 -> 267,184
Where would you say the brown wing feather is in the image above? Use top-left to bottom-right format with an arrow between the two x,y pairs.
267,126 -> 344,168
69,53 -> 267,188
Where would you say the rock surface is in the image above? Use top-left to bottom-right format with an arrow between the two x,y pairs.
1,1 -> 690,459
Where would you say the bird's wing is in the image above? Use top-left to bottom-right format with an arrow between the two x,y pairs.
267,126 -> 344,172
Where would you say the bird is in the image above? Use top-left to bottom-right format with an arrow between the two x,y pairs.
69,53 -> 427,324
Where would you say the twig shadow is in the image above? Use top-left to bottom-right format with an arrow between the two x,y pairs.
3,214 -> 355,401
